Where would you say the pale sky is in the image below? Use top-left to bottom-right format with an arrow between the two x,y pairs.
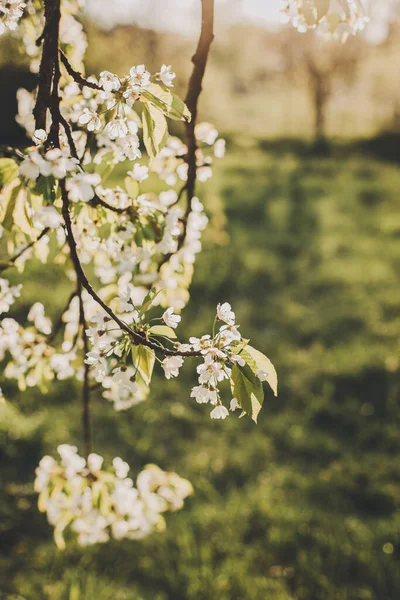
85,0 -> 392,43
86,0 -> 283,33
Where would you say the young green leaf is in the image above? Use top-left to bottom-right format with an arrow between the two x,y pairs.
149,324 -> 178,340
245,345 -> 278,397
132,345 -> 155,386
0,158 -> 19,187
142,103 -> 169,159
139,287 -> 161,317
230,363 -> 264,423
14,187 -> 35,236
1,182 -> 21,231
124,177 -> 139,199
142,85 -> 191,122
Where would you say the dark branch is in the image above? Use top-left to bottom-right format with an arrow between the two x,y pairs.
60,51 -> 103,91
33,0 -> 61,131
157,0 -> 214,270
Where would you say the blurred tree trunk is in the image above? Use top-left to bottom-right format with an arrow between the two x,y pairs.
306,57 -> 330,145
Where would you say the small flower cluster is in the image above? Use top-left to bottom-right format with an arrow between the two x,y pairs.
156,301 -> 274,421
0,0 -> 26,36
150,123 -> 226,187
63,63 -> 178,164
4,0 -> 87,73
19,146 -> 101,205
34,445 -> 193,548
0,277 -> 22,314
281,0 -> 369,41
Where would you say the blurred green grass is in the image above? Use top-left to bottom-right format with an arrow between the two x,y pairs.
2,137 -> 400,599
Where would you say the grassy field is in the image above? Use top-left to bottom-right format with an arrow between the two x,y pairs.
2,137 -> 400,600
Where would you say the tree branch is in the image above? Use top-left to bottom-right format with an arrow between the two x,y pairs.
33,0 -> 61,132
184,0 -> 214,209
47,289 -> 78,345
79,287 -> 92,459
157,0 -> 214,270
59,51 -> 103,91
2,228 -> 51,271
60,180 -> 201,358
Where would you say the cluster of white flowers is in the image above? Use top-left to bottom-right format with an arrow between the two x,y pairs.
0,0 -> 26,35
281,0 -> 369,41
4,0 -> 87,72
55,63 -> 177,164
150,123 -> 225,187
18,146 -> 103,205
0,277 -> 22,314
34,445 -> 193,548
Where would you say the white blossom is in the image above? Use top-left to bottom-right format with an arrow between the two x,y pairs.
105,118 -> 129,140
195,122 -> 219,145
162,356 -> 184,379
113,457 -> 130,478
127,164 -> 148,182
99,70 -> 120,92
190,385 -> 218,405
129,64 -> 151,92
230,354 -> 246,367
0,279 -> 22,314
78,108 -> 101,132
66,172 -> 101,203
159,64 -> 176,88
0,1 -> 26,35
162,307 -> 181,329
33,206 -> 63,229
210,405 -> 229,420
214,138 -> 226,158
230,398 -> 240,411
216,302 -> 235,325
32,128 -> 47,145
28,302 -> 52,335
197,358 -> 227,385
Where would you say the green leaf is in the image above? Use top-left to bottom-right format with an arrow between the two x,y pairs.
230,363 -> 264,423
142,85 -> 191,122
139,287 -> 161,317
142,103 -> 169,159
0,158 -> 18,187
132,345 -> 155,386
32,175 -> 54,200
124,177 -> 139,199
14,187 -> 35,236
245,345 -> 278,397
1,182 -> 21,231
170,93 -> 191,122
149,324 -> 177,339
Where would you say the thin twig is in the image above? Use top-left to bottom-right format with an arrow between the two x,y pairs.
59,51 -> 103,91
157,0 -> 214,269
183,0 -> 214,215
90,193 -> 131,215
79,287 -> 92,459
3,228 -> 51,271
47,289 -> 78,344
